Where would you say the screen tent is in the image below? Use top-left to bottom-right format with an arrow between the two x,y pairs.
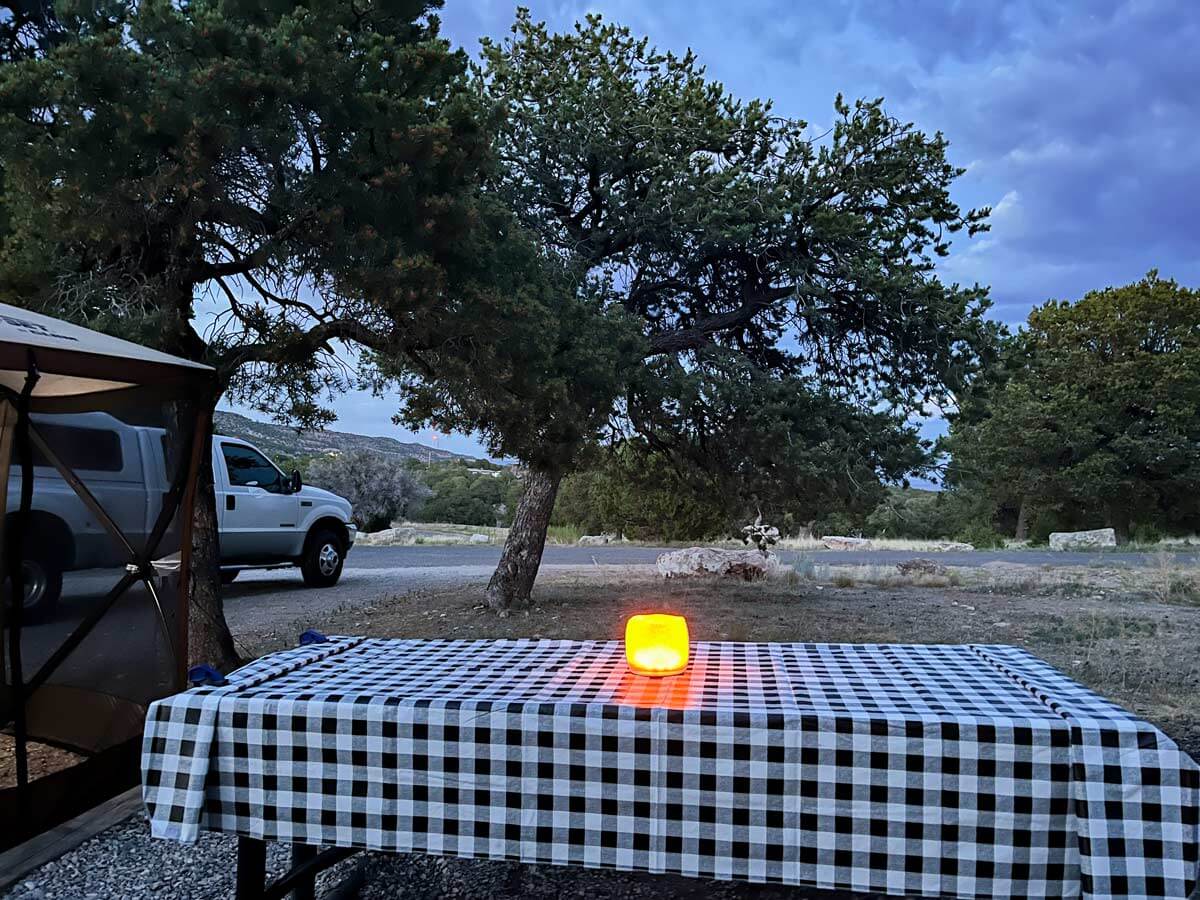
0,303 -> 214,849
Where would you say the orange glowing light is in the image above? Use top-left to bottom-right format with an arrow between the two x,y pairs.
625,613 -> 689,676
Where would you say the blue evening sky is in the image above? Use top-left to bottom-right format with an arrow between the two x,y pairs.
225,0 -> 1200,462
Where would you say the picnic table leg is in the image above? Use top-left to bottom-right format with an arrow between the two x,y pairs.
291,843 -> 318,900
236,836 -> 267,900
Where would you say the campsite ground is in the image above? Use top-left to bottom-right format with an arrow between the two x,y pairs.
244,561 -> 1198,899
5,559 -> 1198,899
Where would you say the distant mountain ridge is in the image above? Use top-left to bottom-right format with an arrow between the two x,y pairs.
213,410 -> 467,463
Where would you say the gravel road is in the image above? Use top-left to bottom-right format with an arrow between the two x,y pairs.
337,543 -> 1200,570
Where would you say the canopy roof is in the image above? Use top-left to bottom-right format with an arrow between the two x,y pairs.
0,303 -> 213,405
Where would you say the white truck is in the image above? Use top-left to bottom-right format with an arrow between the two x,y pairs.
6,412 -> 356,621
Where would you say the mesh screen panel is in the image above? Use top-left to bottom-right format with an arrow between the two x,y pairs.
2,396 -> 200,847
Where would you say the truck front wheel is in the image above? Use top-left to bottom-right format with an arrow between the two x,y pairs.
301,527 -> 344,587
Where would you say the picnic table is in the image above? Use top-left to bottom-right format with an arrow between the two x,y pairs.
142,638 -> 1199,899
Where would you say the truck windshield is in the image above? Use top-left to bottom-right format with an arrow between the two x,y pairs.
221,443 -> 285,492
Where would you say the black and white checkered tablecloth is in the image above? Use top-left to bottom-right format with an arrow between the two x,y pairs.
142,639 -> 1199,899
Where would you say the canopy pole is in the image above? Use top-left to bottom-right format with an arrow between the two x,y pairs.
6,356 -> 40,827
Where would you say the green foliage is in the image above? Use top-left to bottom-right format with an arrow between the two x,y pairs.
946,272 -> 1200,542
864,489 -> 947,540
410,460 -> 521,527
953,522 -> 1007,550
478,12 -> 995,412
630,351 -> 929,527
552,444 -> 729,542
0,0 -> 491,424
1130,523 -> 1163,545
305,450 -> 430,531
271,451 -> 325,478
812,511 -> 866,539
391,10 -> 997,512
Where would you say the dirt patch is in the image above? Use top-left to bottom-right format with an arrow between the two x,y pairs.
0,732 -> 85,789
244,567 -> 1200,759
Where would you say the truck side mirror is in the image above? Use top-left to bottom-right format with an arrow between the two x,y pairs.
290,470 -> 302,493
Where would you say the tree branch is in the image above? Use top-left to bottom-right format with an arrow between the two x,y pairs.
645,284 -> 796,355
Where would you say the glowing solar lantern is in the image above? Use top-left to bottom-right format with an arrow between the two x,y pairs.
625,613 -> 689,676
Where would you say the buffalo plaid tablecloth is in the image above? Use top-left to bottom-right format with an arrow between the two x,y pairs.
142,639 -> 1200,899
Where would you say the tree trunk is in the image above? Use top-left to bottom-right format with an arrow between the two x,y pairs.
187,449 -> 241,670
1014,498 -> 1031,541
485,466 -> 561,613
1104,504 -> 1131,545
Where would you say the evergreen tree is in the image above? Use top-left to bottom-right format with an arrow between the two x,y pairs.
389,12 -> 998,609
0,0 -> 491,664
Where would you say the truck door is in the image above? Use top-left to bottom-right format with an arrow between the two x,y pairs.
215,440 -> 300,561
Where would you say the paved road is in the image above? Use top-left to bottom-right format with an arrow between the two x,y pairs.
217,543 -> 1200,636
338,543 -> 1199,570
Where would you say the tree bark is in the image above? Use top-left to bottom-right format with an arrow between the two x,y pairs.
485,466 -> 561,612
187,449 -> 241,670
1104,503 -> 1131,545
1014,498 -> 1031,541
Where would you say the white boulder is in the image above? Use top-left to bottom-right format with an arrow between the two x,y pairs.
469,533 -> 491,544
358,527 -> 413,546
656,547 -> 785,581
1049,528 -> 1117,551
928,540 -> 975,552
578,533 -> 617,546
822,535 -> 873,551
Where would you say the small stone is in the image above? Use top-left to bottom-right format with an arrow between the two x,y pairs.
896,558 -> 949,577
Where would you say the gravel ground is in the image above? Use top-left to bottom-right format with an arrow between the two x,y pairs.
2,813 -> 356,900
1,812 -> 875,899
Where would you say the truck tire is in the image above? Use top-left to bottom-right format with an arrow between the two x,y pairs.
220,569 -> 240,585
3,554 -> 63,625
301,527 -> 344,587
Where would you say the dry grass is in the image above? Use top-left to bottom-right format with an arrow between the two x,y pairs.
799,562 -> 964,589
1139,551 -> 1200,604
772,533 -> 969,552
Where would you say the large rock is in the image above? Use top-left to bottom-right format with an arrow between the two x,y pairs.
928,540 -> 975,552
656,547 -> 784,581
578,533 -> 617,546
469,533 -> 491,544
358,526 -> 414,546
1049,528 -> 1117,551
822,535 -> 873,551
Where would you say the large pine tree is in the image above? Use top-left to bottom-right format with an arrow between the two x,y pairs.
386,12 -> 1000,610
0,0 -> 493,664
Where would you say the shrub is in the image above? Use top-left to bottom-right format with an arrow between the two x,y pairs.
306,451 -> 431,530
954,522 -> 1006,549
410,460 -> 522,526
1131,523 -> 1163,544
